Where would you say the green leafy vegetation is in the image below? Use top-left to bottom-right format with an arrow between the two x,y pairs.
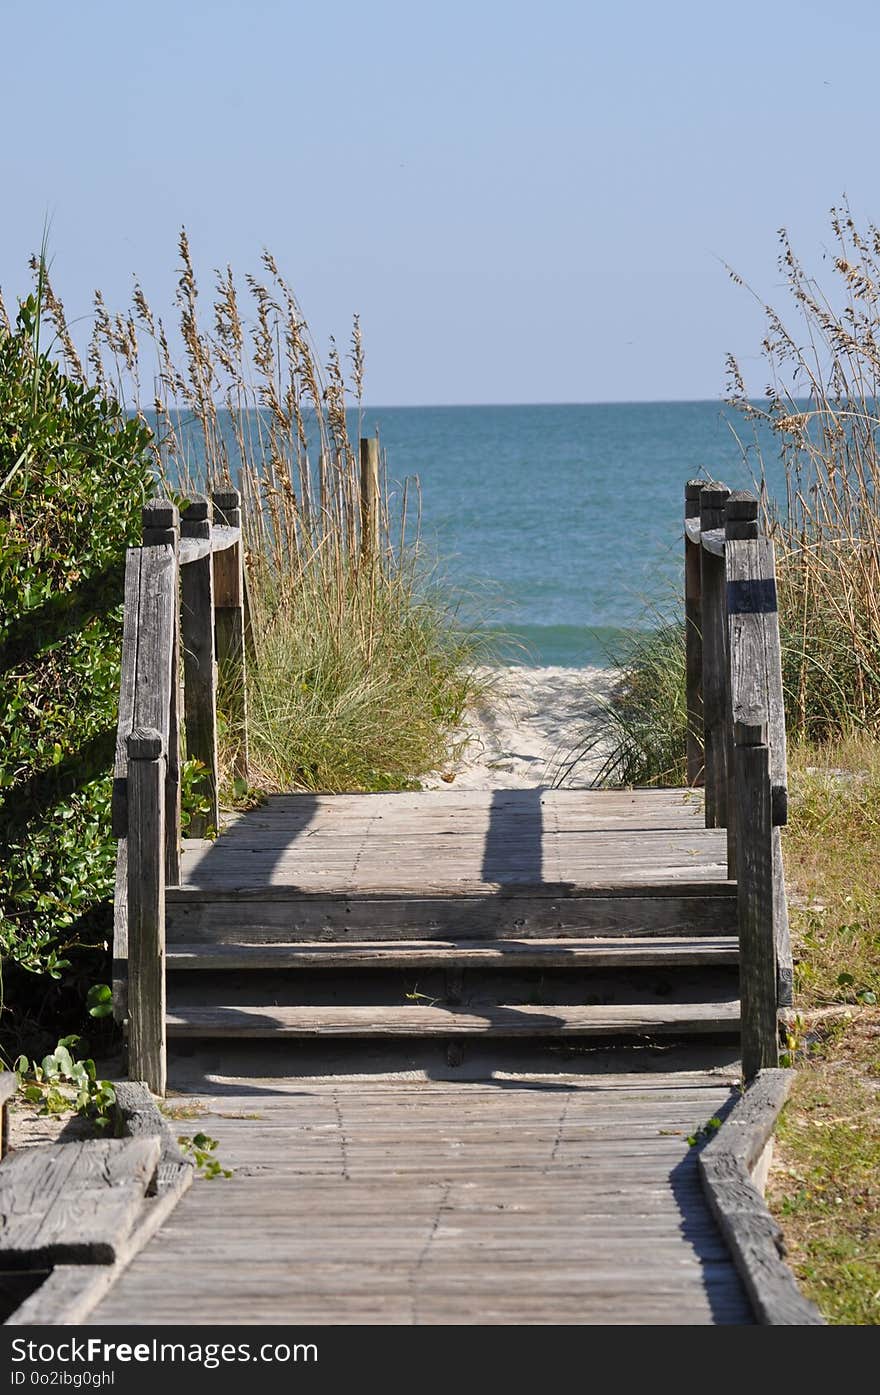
0,282 -> 154,1058
178,1131 -> 232,1180
12,1035 -> 117,1129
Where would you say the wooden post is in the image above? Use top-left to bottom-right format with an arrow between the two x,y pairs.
724,493 -> 760,876
211,488 -> 249,782
734,720 -> 779,1079
126,727 -> 166,1096
700,483 -> 730,828
142,500 -> 180,886
359,437 -> 380,564
685,481 -> 704,786
180,498 -> 220,836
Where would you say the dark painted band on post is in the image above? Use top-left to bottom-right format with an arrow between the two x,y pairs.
727,577 -> 778,615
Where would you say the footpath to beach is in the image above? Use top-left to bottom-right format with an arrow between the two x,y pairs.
83,663 -> 761,1327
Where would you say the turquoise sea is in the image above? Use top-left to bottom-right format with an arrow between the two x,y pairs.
354,401 -> 784,666
168,401 -> 786,668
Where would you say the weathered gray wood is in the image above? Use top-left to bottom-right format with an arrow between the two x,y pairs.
127,729 -> 167,1096
360,437 -> 380,563
165,935 -> 739,970
211,488 -> 249,781
166,999 -> 740,1037
699,484 -> 730,830
89,1077 -> 752,1327
179,524 -> 241,565
699,1070 -> 824,1324
734,724 -> 779,1079
111,548 -> 142,838
165,888 -> 738,943
180,498 -> 220,836
112,842 -> 128,1024
0,1137 -> 160,1267
727,529 -> 792,1002
685,481 -> 704,786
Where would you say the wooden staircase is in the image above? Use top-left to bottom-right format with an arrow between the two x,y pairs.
160,789 -> 742,1059
113,482 -> 792,1093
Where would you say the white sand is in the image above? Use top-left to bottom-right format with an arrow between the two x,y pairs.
424,665 -> 617,791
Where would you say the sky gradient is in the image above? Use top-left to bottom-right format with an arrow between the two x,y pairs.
2,1 -> 878,404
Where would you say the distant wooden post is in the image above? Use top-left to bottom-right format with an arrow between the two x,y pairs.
180,497 -> 220,836
126,727 -> 166,1096
733,720 -> 779,1079
211,488 -> 249,783
142,500 -> 181,886
685,481 -> 704,786
359,437 -> 380,564
699,483 -> 730,829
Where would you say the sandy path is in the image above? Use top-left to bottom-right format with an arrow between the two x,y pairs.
424,664 -> 616,791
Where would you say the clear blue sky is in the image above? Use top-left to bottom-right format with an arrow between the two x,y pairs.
2,0 -> 878,405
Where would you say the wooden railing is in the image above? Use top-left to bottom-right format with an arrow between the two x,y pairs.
684,481 -> 792,1079
111,490 -> 249,1094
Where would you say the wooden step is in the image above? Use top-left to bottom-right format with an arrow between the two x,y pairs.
166,1000 -> 740,1038
165,887 -> 738,943
166,936 -> 739,971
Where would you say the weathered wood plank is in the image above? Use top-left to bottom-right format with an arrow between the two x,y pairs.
112,842 -> 128,1023
180,498 -> 219,836
699,1070 -> 823,1325
0,1137 -> 160,1267
700,483 -> 730,829
88,1077 -> 752,1327
733,725 -> 779,1079
166,1000 -> 740,1037
212,489 -> 248,781
111,547 -> 143,838
685,481 -> 704,786
165,935 -> 739,970
165,889 -> 737,942
127,729 -> 167,1095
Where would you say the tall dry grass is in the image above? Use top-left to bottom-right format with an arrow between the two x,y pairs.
33,234 -> 486,791
726,202 -> 880,740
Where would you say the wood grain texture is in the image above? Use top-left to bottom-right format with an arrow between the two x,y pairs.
88,1076 -> 752,1326
0,1137 -> 160,1267
165,934 -> 739,970
700,485 -> 731,830
166,999 -> 741,1038
211,490 -> 248,781
685,482 -> 704,787
127,732 -> 167,1096
734,733 -> 779,1079
699,1070 -> 823,1325
180,503 -> 219,836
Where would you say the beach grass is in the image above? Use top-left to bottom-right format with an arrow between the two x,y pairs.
38,237 -> 488,795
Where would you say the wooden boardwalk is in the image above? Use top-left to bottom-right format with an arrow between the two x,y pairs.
90,1073 -> 752,1326
102,481 -> 797,1325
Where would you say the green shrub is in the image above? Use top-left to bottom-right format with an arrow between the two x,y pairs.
0,290 -> 154,1055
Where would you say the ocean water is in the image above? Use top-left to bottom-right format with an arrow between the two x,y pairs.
167,401 -> 786,668
355,401 -> 785,666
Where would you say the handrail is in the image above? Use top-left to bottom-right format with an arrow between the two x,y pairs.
684,480 -> 792,1079
112,489 -> 249,1093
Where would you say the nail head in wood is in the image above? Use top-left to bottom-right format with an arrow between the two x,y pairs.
127,728 -> 163,761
